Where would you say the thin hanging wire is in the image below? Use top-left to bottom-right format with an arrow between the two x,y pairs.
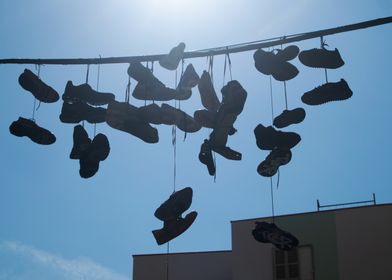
270,178 -> 275,223
93,58 -> 101,137
207,55 -> 217,182
320,36 -> 329,83
125,75 -> 131,103
85,64 -> 90,84
283,81 -> 288,110
31,65 -> 41,121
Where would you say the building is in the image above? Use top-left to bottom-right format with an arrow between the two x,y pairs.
133,203 -> 392,280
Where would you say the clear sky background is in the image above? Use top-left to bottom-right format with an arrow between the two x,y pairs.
0,1 -> 391,279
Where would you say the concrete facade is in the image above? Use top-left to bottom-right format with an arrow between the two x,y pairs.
133,204 -> 392,280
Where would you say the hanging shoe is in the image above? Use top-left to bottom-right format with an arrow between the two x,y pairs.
271,61 -> 299,82
209,113 -> 237,148
193,109 -> 237,135
128,62 -> 164,85
79,133 -> 110,178
159,42 -> 186,71
62,81 -> 115,106
273,108 -> 306,128
211,145 -> 242,161
299,47 -> 344,69
18,69 -> 59,103
70,125 -> 91,159
154,187 -> 193,221
275,45 -> 300,61
257,148 -> 292,177
220,80 -> 247,115
152,211 -> 198,245
137,103 -> 165,125
197,71 -> 221,112
301,79 -> 353,105
253,49 -> 277,76
106,101 -> 159,143
252,221 -> 299,251
132,82 -> 191,101
177,64 -> 200,90
254,124 -> 301,150
59,101 -> 106,124
199,139 -> 215,176
161,103 -> 201,133
9,117 -> 56,145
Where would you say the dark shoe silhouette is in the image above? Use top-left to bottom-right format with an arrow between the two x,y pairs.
209,113 -> 237,148
197,71 -> 220,112
62,81 -> 115,106
299,47 -> 344,69
70,125 -> 91,159
106,101 -> 158,143
161,103 -> 201,133
275,45 -> 300,61
257,148 -> 292,177
18,69 -> 59,103
211,145 -> 242,161
301,79 -> 353,105
9,117 -> 56,145
252,222 -> 299,251
128,62 -> 163,85
199,139 -> 215,176
273,108 -> 306,128
154,187 -> 193,221
137,103 -> 165,125
79,133 -> 110,178
220,80 -> 247,115
159,42 -> 186,70
254,124 -> 301,150
193,109 -> 237,135
253,49 -> 277,75
271,61 -> 299,82
178,64 -> 199,90
132,82 -> 191,101
152,211 -> 198,245
59,101 -> 106,124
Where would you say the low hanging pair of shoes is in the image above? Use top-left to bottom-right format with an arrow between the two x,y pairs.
253,45 -> 300,81
60,81 -> 115,124
70,125 -> 110,179
152,187 -> 198,245
254,124 -> 301,177
252,221 -> 299,251
9,69 -> 59,145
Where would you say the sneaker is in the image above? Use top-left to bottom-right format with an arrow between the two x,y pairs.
137,103 -> 165,125
273,108 -> 306,128
299,47 -> 344,69
253,49 -> 277,75
275,45 -> 300,61
193,109 -> 237,135
211,145 -> 242,161
59,101 -> 107,124
79,133 -> 110,178
161,103 -> 201,133
220,80 -> 247,115
301,79 -> 353,105
254,124 -> 301,150
178,64 -> 200,90
70,125 -> 91,159
154,187 -> 193,221
127,62 -> 163,85
197,71 -> 220,112
18,69 -> 59,103
252,222 -> 299,251
257,148 -> 292,177
199,139 -> 215,176
62,81 -> 115,106
152,211 -> 197,245
9,117 -> 56,145
132,82 -> 191,101
209,113 -> 237,148
159,42 -> 186,70
106,101 -> 159,143
271,61 -> 299,82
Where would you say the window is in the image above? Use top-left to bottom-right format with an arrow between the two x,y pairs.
273,246 -> 314,280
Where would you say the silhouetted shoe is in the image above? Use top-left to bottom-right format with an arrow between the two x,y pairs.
70,125 -> 91,159
209,113 -> 237,148
211,145 -> 242,161
271,61 -> 299,82
161,103 -> 201,133
127,62 -> 163,85
154,187 -> 193,221
221,80 -> 247,115
193,109 -> 237,135
178,64 -> 200,90
252,221 -> 299,251
62,81 -> 115,106
254,124 -> 301,150
299,47 -> 344,69
132,82 -> 191,101
301,79 -> 353,105
79,133 -> 110,178
197,71 -> 221,112
275,45 -> 300,61
9,117 -> 56,145
159,42 -> 186,70
152,211 -> 198,245
253,49 -> 277,75
59,101 -> 106,124
137,103 -> 165,125
257,148 -> 292,177
273,108 -> 306,128
18,69 -> 59,103
106,101 -> 158,143
199,139 -> 215,176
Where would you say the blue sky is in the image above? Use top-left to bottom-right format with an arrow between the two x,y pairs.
0,0 -> 391,279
